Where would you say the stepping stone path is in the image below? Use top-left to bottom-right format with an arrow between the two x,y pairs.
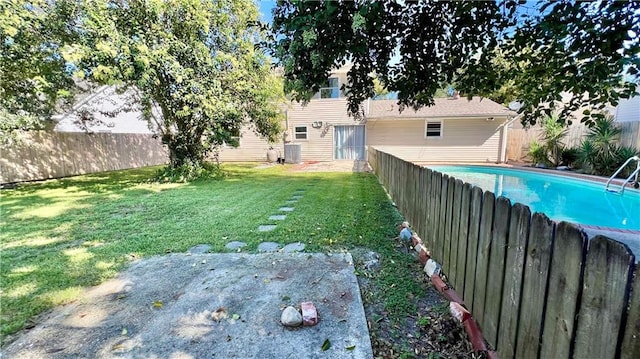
282,242 -> 306,253
249,190 -> 308,252
225,241 -> 247,250
258,224 -> 277,232
188,244 -> 212,254
258,242 -> 280,252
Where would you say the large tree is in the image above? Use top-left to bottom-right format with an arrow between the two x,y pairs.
1,0 -> 284,169
0,0 -> 81,143
269,0 -> 639,126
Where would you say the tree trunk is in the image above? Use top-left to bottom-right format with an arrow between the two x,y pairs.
163,133 -> 206,168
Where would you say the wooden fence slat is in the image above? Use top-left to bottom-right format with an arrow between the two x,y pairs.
474,191 -> 495,329
429,170 -> 438,249
574,236 -> 635,359
515,213 -> 554,359
464,186 -> 484,311
540,222 -> 587,359
442,177 -> 455,275
497,203 -> 531,358
435,173 -> 446,262
484,196 -> 511,348
455,182 -> 473,297
449,179 -> 463,289
621,266 -> 640,357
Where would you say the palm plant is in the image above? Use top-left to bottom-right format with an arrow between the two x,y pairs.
539,113 -> 569,166
578,115 -> 627,176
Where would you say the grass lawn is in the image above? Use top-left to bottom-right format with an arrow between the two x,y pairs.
0,163 -> 426,344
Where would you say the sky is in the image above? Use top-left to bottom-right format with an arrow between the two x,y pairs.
256,0 -> 276,24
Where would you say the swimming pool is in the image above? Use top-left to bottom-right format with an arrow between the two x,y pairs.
427,166 -> 640,231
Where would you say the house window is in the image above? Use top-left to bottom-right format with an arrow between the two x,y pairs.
320,77 -> 340,99
425,121 -> 443,138
294,126 -> 308,140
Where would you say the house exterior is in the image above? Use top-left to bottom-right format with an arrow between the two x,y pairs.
221,64 -> 515,163
366,98 -> 513,163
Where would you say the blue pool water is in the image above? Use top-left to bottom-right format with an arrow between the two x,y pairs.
427,166 -> 640,231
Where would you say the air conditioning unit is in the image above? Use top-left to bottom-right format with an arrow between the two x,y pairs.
284,144 -> 302,164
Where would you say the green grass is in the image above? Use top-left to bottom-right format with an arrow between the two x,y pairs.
0,163 -> 424,341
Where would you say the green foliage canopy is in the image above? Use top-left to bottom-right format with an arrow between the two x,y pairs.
0,0 -> 79,142
269,0 -> 639,126
1,0 -> 284,168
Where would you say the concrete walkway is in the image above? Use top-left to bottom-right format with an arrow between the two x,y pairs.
2,253 -> 372,358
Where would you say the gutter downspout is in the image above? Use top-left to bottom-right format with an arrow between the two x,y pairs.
500,114 -> 521,163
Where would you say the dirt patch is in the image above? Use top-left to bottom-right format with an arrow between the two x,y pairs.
349,247 -> 479,359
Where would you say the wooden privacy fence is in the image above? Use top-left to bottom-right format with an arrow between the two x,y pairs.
368,147 -> 640,359
0,131 -> 168,184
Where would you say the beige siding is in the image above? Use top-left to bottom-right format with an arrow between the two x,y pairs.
287,99 -> 360,161
366,118 -> 505,162
217,126 -> 282,162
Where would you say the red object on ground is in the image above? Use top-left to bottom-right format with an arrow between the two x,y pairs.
443,288 -> 465,305
419,248 -> 430,264
487,350 -> 499,359
301,301 -> 318,326
430,274 -> 448,293
411,235 -> 422,247
463,318 -> 488,352
449,302 -> 471,323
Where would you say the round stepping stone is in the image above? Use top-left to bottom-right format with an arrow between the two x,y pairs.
282,242 -> 306,253
257,242 -> 280,252
258,224 -> 277,232
225,241 -> 247,250
188,244 -> 212,254
269,214 -> 287,221
279,207 -> 295,212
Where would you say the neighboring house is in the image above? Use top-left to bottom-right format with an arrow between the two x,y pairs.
614,96 -> 640,149
54,86 -> 156,134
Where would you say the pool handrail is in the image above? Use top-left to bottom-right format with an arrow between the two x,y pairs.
605,155 -> 640,195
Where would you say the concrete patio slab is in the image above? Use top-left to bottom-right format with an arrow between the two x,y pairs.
1,253 -> 372,358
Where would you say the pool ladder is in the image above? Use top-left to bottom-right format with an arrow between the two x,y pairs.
605,156 -> 640,195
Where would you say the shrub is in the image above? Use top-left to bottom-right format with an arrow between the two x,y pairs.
539,114 -> 569,166
560,147 -> 580,167
578,116 -> 626,176
153,161 -> 225,183
614,146 -> 640,178
528,140 -> 550,166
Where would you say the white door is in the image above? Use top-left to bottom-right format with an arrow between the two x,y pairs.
334,125 -> 365,160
